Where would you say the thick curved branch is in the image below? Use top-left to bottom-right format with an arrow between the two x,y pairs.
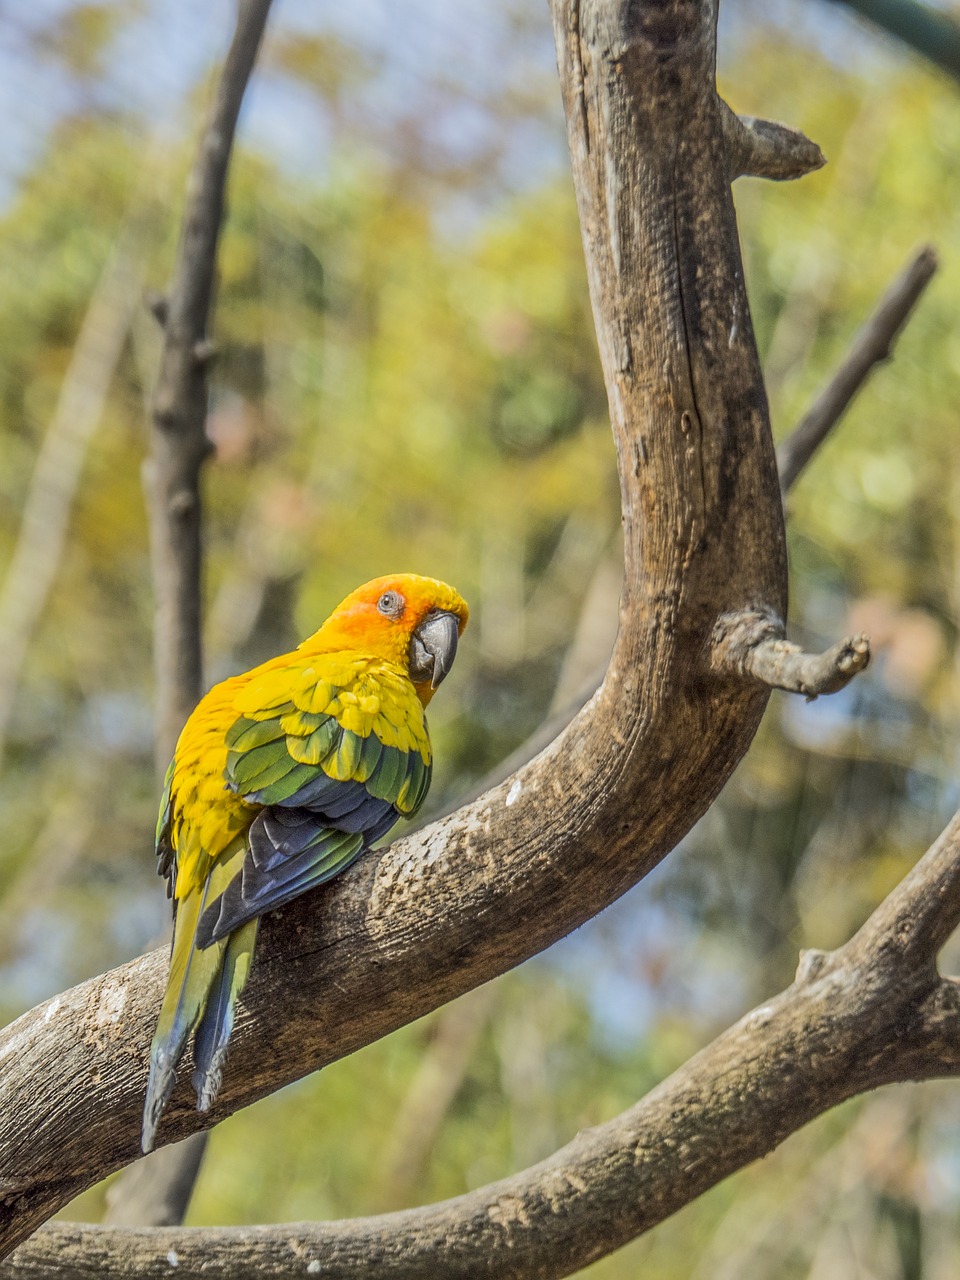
0,0 -> 792,1254
9,813 -> 960,1279
777,245 -> 938,492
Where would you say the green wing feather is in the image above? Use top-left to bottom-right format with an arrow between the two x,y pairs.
143,653 -> 440,1153
225,657 -> 431,815
195,657 -> 433,948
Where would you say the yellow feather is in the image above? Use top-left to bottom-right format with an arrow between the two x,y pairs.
145,573 -> 468,1150
338,703 -> 371,737
279,709 -> 325,736
287,726 -> 333,765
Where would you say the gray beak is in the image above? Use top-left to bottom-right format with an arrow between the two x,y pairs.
410,610 -> 460,689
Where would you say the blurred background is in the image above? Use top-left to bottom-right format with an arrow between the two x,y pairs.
0,0 -> 958,1274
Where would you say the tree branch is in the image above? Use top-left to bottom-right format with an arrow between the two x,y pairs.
822,0 -> 960,84
112,0 -> 275,1231
102,1137 -> 209,1230
8,812 -> 960,1278
0,243 -> 138,769
0,0 -> 799,1252
145,0 -> 274,764
712,607 -> 870,698
461,220 -> 935,849
468,223 -> 930,785
720,102 -> 825,181
744,632 -> 870,696
776,245 -> 938,492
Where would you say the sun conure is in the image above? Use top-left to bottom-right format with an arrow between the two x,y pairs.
142,573 -> 468,1152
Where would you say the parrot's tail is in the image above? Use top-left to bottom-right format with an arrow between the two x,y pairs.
142,845 -> 257,1154
142,881 -> 224,1153
192,918 -> 257,1112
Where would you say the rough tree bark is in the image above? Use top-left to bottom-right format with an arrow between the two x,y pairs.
6,809 -> 960,1278
0,0 -> 946,1274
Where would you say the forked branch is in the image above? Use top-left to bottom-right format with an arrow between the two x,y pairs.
0,0 -> 792,1250
0,0 -> 939,1274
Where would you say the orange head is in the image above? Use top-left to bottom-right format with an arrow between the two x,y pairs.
307,574 -> 469,704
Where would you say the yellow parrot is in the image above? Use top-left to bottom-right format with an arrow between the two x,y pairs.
142,573 -> 468,1152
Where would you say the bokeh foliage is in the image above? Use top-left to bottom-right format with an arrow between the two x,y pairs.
0,1 -> 958,1275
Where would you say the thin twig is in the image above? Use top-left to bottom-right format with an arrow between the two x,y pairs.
848,808 -> 960,969
0,244 -> 138,769
145,0 -> 275,765
777,246 -> 938,492
741,632 -> 870,699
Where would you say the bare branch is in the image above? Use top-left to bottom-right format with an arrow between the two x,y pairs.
102,1136 -> 208,1230
713,247 -> 938,697
0,244 -> 138,768
776,245 -> 938,491
114,0 -> 275,1231
145,0 -> 275,764
0,0 -> 795,1251
824,0 -> 960,84
8,812 -> 960,1279
720,102 -> 825,181
712,607 -> 870,697
745,632 -> 870,697
847,809 -> 960,970
752,632 -> 870,696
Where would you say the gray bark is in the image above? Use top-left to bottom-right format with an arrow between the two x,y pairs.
7,809 -> 960,1277
0,0 -> 784,1251
145,0 -> 275,765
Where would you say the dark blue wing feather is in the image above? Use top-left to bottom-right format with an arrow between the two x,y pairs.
197,817 -> 365,946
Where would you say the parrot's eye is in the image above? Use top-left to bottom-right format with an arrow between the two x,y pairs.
377,590 -> 404,618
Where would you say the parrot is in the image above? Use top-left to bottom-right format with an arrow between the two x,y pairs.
142,573 -> 468,1153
